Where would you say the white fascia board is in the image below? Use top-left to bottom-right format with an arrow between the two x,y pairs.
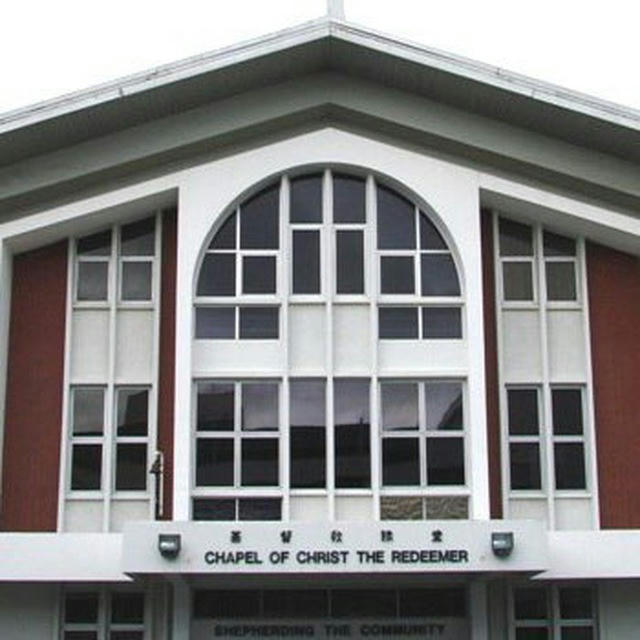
0,533 -> 129,581
540,531 -> 640,580
1,17 -> 640,136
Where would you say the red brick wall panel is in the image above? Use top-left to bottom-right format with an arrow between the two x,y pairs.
1,241 -> 67,531
587,242 -> 640,528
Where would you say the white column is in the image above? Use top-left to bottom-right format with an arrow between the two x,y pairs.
470,580 -> 489,640
171,579 -> 191,640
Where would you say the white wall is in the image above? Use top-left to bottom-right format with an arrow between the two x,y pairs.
0,584 -> 56,639
599,580 -> 640,640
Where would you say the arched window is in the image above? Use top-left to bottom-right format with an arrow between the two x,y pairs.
192,170 -> 467,523
194,171 -> 462,339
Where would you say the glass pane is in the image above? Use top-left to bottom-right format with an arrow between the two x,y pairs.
510,443 -> 541,490
196,439 -> 233,486
419,212 -> 446,250
242,255 -> 276,294
425,382 -> 463,430
332,589 -> 396,618
290,380 -> 325,427
334,380 -> 370,488
65,592 -> 99,623
73,388 -> 104,435
120,217 -> 155,256
422,307 -> 462,339
115,444 -> 147,491
516,629 -> 549,640
427,437 -> 465,485
242,383 -> 279,430
377,186 -> 415,249
382,439 -> 420,485
197,254 -> 235,296
546,262 -> 577,301
552,389 -> 583,435
379,307 -> 418,339
290,174 -> 322,223
77,261 -> 109,301
110,632 -> 144,640
560,627 -> 594,640
290,427 -> 326,488
195,307 -> 235,339
333,174 -> 365,223
400,587 -> 466,617
544,231 -> 576,257
336,230 -> 364,294
421,254 -> 460,296
193,590 -> 260,619
241,439 -> 278,486
65,633 -> 99,640
263,590 -> 328,618
514,587 -> 549,619
209,212 -> 236,249
238,498 -> 281,521
117,389 -> 148,436
559,587 -> 593,619
555,443 -> 586,490
239,307 -> 279,339
121,262 -> 152,301
77,230 -> 111,256
293,230 -> 320,294
508,389 -> 539,435
197,383 -> 234,431
499,218 -> 533,256
381,383 -> 418,430
240,185 -> 279,249
503,262 -> 533,301
111,592 -> 145,624
380,256 -> 415,294
71,444 -> 102,490
192,498 -> 236,521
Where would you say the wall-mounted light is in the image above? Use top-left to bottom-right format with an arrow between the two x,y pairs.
158,533 -> 181,559
491,532 -> 514,558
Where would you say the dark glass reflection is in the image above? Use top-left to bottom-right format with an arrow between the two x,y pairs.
290,174 -> 322,223
196,439 -> 233,486
380,256 -> 415,294
543,231 -> 576,257
111,593 -> 145,624
514,587 -> 549,619
239,307 -> 279,339
117,389 -> 148,436
546,262 -> 577,301
421,254 -> 460,296
381,383 -> 418,430
332,589 -> 396,618
422,307 -> 462,339
71,444 -> 102,490
73,389 -> 104,436
499,218 -> 533,256
77,230 -> 111,256
377,186 -> 415,249
336,230 -> 364,294
508,389 -> 539,435
383,439 -> 420,485
209,213 -> 236,249
425,383 -> 463,430
242,383 -> 278,431
503,262 -> 533,301
242,256 -> 276,294
559,628 -> 593,640
193,590 -> 261,619
121,262 -> 152,301
400,588 -> 467,617
116,444 -> 147,490
263,590 -> 329,618
419,213 -> 446,250
195,307 -> 235,339
554,443 -> 586,490
510,443 -> 541,490
239,498 -> 281,521
334,380 -> 370,488
197,383 -> 234,431
120,217 -> 155,256
552,389 -> 583,435
197,254 -> 235,296
65,593 -> 99,623
515,629 -> 550,640
379,307 -> 418,339
333,174 -> 366,223
192,498 -> 235,521
240,185 -> 279,249
426,437 -> 464,485
241,439 -> 278,486
291,428 -> 326,488
77,262 -> 109,301
559,587 -> 593,619
293,230 -> 320,294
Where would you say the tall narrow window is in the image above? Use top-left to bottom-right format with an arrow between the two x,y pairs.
499,218 -> 535,302
119,217 -> 155,301
76,230 -> 111,302
544,231 -> 577,302
552,388 -> 586,490
70,387 -> 105,491
507,388 -> 542,491
115,388 -> 149,492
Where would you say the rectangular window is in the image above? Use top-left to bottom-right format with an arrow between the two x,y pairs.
336,230 -> 364,294
499,218 -> 535,302
119,217 -> 155,302
544,231 -> 578,302
192,498 -> 282,521
334,379 -> 370,488
195,381 -> 280,489
114,388 -> 149,492
292,230 -> 321,294
381,381 -> 465,488
70,387 -> 105,491
552,388 -> 586,490
62,590 -> 146,639
76,230 -> 111,302
507,388 -> 542,491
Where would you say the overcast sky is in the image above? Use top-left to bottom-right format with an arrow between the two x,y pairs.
1,0 -> 639,115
